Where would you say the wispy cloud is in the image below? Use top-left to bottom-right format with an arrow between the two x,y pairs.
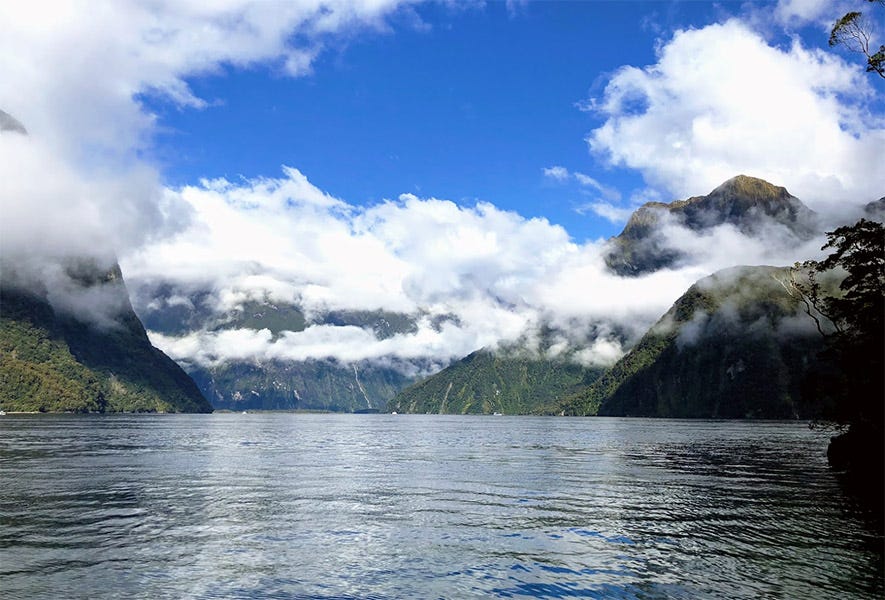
542,165 -> 570,181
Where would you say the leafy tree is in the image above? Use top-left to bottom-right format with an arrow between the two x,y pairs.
830,0 -> 884,79
792,219 -> 884,474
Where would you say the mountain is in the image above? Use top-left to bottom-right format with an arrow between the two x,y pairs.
0,262 -> 212,413
563,265 -> 828,418
191,359 -> 412,412
605,175 -> 819,276
0,109 -> 27,135
133,289 -> 423,411
387,346 -> 603,415
864,197 -> 885,222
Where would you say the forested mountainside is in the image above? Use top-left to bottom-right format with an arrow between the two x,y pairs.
0,263 -> 212,413
562,266 -> 829,419
135,293 -> 422,411
388,347 -> 602,415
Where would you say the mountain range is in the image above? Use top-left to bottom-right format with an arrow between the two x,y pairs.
2,173 -> 873,418
389,175 -> 831,416
132,291 -> 423,411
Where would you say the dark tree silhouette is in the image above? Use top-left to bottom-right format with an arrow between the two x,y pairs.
795,219 -> 884,484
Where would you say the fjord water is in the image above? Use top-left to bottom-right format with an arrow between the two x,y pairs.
0,415 -> 881,599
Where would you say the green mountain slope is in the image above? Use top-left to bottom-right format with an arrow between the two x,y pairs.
564,266 -> 827,418
388,348 -> 603,415
0,265 -> 212,413
605,175 -> 819,276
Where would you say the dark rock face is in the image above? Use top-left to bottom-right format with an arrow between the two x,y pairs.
190,358 -> 413,413
863,198 -> 885,222
605,175 -> 819,276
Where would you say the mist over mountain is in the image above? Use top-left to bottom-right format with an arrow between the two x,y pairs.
387,329 -> 613,415
0,260 -> 211,413
564,265 -> 832,418
133,289 -> 425,411
125,174 -> 847,413
604,175 -> 820,276
0,110 -> 211,413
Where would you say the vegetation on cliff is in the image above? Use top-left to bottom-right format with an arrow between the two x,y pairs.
388,347 -> 602,415
563,266 -> 828,419
791,219 -> 884,481
0,266 -> 212,413
137,292 -> 420,411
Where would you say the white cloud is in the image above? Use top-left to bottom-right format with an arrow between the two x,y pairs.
0,1 -> 418,159
543,165 -> 570,181
0,0 -> 424,335
122,167 -> 814,372
582,202 -> 635,224
2,4 -> 861,377
774,0 -> 851,27
587,19 -> 885,216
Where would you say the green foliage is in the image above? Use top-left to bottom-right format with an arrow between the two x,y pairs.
796,219 -> 884,429
388,349 -> 603,415
563,266 -> 828,419
829,2 -> 884,78
0,279 -> 212,414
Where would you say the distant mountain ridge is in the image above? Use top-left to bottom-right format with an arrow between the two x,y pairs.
0,262 -> 212,413
387,346 -> 602,415
605,175 -> 819,276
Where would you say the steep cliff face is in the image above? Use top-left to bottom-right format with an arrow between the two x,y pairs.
605,175 -> 819,276
565,266 -> 828,419
0,262 -> 212,413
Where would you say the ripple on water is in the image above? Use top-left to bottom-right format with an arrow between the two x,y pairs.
0,414 -> 881,599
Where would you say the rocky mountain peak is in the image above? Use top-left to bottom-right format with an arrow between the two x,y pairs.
604,175 -> 819,277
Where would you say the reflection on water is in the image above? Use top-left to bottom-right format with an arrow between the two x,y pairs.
0,415 -> 881,599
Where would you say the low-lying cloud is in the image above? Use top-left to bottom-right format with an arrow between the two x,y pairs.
121,168 -> 830,373
3,3 -> 880,378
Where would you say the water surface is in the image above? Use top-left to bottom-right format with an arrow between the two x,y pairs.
0,414 -> 881,598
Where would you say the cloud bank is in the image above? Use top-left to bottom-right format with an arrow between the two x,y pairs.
122,168 -> 825,372
3,4 -> 880,377
587,19 -> 885,217
0,0 -> 424,347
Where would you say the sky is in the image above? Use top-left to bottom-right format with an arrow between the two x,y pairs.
1,0 -> 884,373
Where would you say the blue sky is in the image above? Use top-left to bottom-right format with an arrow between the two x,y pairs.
3,0 -> 884,368
141,0 -> 832,241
